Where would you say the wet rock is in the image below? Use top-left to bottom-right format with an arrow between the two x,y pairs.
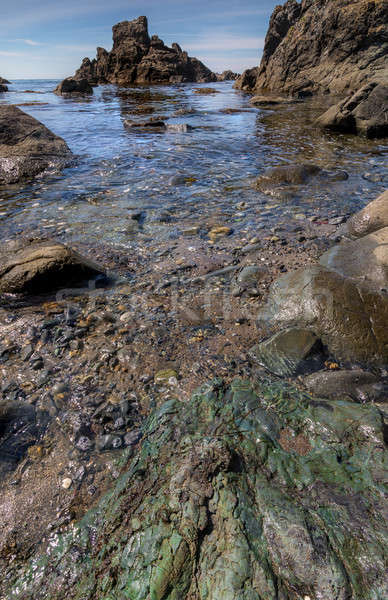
75,436 -> 93,452
124,429 -> 142,447
319,227 -> 388,292
257,164 -> 321,187
0,84 -> 8,93
250,95 -> 298,106
316,83 -> 388,138
304,369 -> 385,402
341,190 -> 388,238
124,118 -> 166,131
0,105 -> 72,184
259,263 -> 388,366
166,123 -> 194,133
194,87 -> 220,94
208,226 -> 232,241
4,378 -> 386,599
69,16 -> 216,86
54,77 -> 93,96
154,369 -> 178,385
250,327 -> 322,376
0,77 -> 10,84
0,239 -> 105,294
235,0 -> 388,96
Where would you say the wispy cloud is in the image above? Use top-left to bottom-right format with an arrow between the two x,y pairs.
187,35 -> 265,52
10,38 -> 45,46
0,50 -> 26,56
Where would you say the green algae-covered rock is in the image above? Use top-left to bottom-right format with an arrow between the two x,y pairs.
2,378 -> 387,600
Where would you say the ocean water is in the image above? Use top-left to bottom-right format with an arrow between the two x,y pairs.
0,79 -> 387,249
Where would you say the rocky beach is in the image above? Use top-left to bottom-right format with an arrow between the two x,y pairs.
0,3 -> 387,599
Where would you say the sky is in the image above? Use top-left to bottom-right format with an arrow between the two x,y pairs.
0,0 -> 282,79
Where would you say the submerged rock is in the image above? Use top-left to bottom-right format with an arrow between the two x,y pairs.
235,0 -> 388,96
2,378 -> 386,599
250,95 -> 299,106
0,105 -> 72,184
316,82 -> 388,138
0,239 -> 105,294
304,369 -> 385,402
54,77 -> 93,96
68,16 -> 216,86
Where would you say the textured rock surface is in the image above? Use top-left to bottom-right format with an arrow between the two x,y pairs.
342,189 -> 388,238
69,16 -> 216,86
2,377 -> 387,600
216,70 -> 239,81
0,105 -> 72,184
0,84 -> 8,93
54,77 -> 93,96
316,83 -> 388,138
235,0 -> 388,96
303,369 -> 385,401
0,239 -> 105,294
0,77 -> 10,84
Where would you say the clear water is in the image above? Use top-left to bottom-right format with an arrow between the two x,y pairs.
0,79 -> 387,249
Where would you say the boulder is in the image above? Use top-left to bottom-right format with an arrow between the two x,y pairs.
54,77 -> 93,96
0,239 -> 105,294
0,84 -> 8,93
0,105 -> 72,184
235,0 -> 388,96
69,16 -> 216,86
319,227 -> 388,292
250,327 -> 322,376
303,369 -> 386,402
342,189 -> 388,238
316,82 -> 388,138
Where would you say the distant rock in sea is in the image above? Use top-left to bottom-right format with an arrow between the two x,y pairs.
62,16 -> 216,87
235,0 -> 388,97
0,77 -> 9,92
216,70 -> 240,81
0,105 -> 72,184
54,77 -> 94,96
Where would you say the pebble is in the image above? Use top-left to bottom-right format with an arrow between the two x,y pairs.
62,478 -> 72,489
76,436 -> 93,452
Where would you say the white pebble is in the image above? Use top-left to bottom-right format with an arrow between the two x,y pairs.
62,478 -> 72,489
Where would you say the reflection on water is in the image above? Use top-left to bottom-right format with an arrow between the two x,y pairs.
0,80 -> 387,248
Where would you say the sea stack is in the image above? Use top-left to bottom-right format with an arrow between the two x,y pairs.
62,16 -> 216,86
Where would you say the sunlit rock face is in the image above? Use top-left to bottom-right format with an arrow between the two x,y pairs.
71,16 -> 216,86
235,0 -> 388,96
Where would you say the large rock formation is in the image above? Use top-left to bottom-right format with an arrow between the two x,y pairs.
235,0 -> 388,96
316,82 -> 388,138
0,105 -> 72,184
69,16 -> 216,86
2,377 -> 387,599
54,77 -> 93,96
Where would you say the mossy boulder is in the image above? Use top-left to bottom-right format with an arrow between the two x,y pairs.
2,377 -> 387,599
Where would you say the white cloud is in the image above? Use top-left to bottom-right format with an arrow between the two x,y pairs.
10,38 -> 45,46
0,50 -> 26,56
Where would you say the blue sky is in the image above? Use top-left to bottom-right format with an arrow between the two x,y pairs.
0,1 -> 281,79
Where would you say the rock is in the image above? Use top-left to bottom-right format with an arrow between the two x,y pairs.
250,328 -> 321,376
259,263 -> 388,366
216,70 -> 239,81
194,87 -> 220,94
250,95 -> 298,106
68,16 -> 216,86
0,77 -> 10,84
61,478 -> 72,489
0,84 -> 8,93
154,369 -> 178,385
303,369 -> 384,402
166,123 -> 194,133
257,164 -> 322,186
319,227 -> 388,292
4,378 -> 386,599
123,118 -> 166,131
0,239 -> 105,294
237,265 -> 267,284
208,226 -> 232,241
235,0 -> 388,96
0,105 -> 72,184
342,190 -> 388,238
316,82 -> 388,138
54,77 -> 93,96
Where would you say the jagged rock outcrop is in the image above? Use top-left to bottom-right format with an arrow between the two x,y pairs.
316,82 -> 388,138
68,16 -> 216,86
216,70 -> 239,81
0,105 -> 72,184
0,77 -> 9,84
236,0 -> 388,96
54,77 -> 93,96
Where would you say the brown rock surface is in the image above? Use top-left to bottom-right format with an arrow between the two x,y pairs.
342,189 -> 388,238
54,77 -> 93,96
316,82 -> 388,138
0,105 -> 72,184
235,0 -> 388,96
68,16 -> 216,86
0,239 -> 105,294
